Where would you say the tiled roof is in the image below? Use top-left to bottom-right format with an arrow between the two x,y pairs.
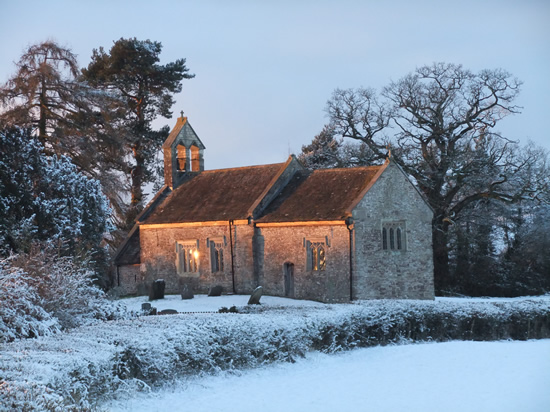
142,163 -> 285,224
256,166 -> 383,222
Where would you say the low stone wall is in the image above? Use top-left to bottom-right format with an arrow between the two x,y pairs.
115,264 -> 140,295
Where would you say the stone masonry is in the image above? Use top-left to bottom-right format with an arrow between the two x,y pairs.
352,161 -> 434,299
113,117 -> 435,302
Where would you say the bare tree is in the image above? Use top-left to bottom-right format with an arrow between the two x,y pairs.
327,63 -> 548,292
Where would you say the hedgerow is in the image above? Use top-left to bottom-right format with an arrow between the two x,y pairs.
1,298 -> 549,411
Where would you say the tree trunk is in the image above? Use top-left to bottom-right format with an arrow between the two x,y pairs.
39,83 -> 48,150
127,143 -> 144,229
432,218 -> 450,295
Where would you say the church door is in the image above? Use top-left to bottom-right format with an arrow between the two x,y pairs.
283,262 -> 294,298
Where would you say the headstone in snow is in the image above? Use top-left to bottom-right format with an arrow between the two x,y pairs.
181,284 -> 194,300
248,286 -> 263,305
149,279 -> 165,300
208,285 -> 223,297
141,302 -> 156,316
159,309 -> 178,315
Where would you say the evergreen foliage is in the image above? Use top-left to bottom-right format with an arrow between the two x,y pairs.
82,38 -> 194,229
0,126 -> 112,277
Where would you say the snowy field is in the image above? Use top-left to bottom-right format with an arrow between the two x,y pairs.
108,339 -> 550,412
2,294 -> 548,411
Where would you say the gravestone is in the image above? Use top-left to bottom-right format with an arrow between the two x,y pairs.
149,279 -> 165,301
247,286 -> 263,305
159,309 -> 178,315
181,284 -> 194,300
208,285 -> 223,297
141,302 -> 156,316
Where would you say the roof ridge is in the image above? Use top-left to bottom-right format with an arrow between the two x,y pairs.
201,162 -> 285,173
312,165 -> 383,173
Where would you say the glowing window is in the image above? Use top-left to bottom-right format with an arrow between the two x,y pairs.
176,240 -> 199,274
307,241 -> 327,271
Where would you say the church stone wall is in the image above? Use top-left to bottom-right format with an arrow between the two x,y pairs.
138,223 -> 256,296
259,225 -> 351,303
115,264 -> 140,295
352,162 -> 434,300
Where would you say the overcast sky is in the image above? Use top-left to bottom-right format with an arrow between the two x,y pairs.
1,0 -> 549,170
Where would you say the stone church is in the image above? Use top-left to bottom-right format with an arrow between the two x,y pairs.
113,116 -> 434,302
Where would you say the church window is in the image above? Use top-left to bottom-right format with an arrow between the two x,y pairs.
396,227 -> 402,250
176,240 -> 199,274
209,239 -> 225,272
306,239 -> 327,271
382,222 -> 406,251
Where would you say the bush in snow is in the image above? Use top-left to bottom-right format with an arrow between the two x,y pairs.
11,246 -> 126,329
0,256 -> 59,342
0,247 -> 127,343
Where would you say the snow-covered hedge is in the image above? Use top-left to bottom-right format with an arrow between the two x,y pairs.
1,298 -> 549,411
0,251 -> 126,343
0,258 -> 59,342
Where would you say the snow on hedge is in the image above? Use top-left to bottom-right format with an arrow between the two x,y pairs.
0,252 -> 127,344
1,298 -> 549,411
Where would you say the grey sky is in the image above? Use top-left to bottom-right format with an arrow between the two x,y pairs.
1,0 -> 548,170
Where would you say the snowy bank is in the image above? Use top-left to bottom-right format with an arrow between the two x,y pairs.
108,340 -> 550,412
1,297 -> 549,411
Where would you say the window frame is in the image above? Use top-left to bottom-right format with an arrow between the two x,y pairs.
176,240 -> 200,276
305,237 -> 328,271
208,237 -> 225,273
381,221 -> 406,251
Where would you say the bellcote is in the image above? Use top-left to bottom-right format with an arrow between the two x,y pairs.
162,115 -> 206,188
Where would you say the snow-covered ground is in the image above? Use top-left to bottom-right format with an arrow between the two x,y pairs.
121,293 -> 550,313
2,294 -> 548,411
437,294 -> 550,303
108,339 -> 550,412
121,293 -> 325,312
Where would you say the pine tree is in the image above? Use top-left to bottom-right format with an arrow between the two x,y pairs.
82,38 -> 194,229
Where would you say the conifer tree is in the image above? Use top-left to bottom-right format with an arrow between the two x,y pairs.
82,38 -> 194,229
